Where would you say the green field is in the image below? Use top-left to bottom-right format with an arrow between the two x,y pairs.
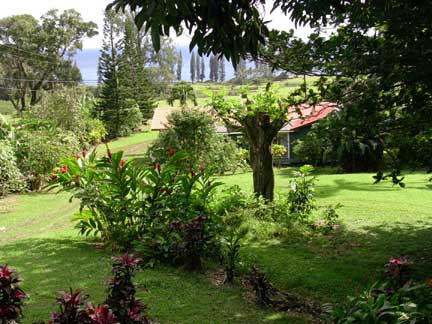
157,77 -> 319,108
1,132 -> 432,323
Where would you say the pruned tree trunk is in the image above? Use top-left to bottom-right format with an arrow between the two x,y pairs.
250,138 -> 275,201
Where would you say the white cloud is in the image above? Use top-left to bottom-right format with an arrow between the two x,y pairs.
1,0 -> 313,49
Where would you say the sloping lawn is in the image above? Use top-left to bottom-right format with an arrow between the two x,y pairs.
219,169 -> 432,302
1,138 -> 432,323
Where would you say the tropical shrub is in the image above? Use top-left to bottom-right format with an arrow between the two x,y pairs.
104,255 -> 148,323
287,165 -> 316,222
166,82 -> 197,107
147,108 -> 243,174
14,127 -> 80,190
271,143 -> 286,168
49,149 -> 222,265
326,257 -> 432,324
0,140 -> 25,196
28,87 -> 105,148
49,290 -> 95,324
0,265 -> 27,323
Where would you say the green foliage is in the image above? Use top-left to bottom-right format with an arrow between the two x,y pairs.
287,165 -> 316,222
211,85 -> 290,201
148,108 -> 243,174
108,0 -> 266,66
0,10 -> 97,112
271,143 -> 286,168
166,82 -> 197,107
326,281 -> 432,324
0,140 -> 25,196
96,10 -> 154,139
220,212 -> 249,284
49,149 -> 222,266
14,122 -> 80,190
28,87 -> 106,148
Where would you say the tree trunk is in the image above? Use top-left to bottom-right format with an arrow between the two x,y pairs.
250,138 -> 275,201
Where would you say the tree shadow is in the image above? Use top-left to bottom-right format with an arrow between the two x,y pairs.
244,220 -> 432,304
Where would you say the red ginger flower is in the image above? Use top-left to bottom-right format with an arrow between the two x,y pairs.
60,165 -> 68,174
155,162 -> 161,172
50,174 -> 58,180
168,148 -> 175,156
120,159 -> 126,167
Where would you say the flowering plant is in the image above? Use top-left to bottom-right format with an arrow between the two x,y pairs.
0,265 -> 27,322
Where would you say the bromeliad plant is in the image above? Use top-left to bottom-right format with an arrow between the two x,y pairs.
49,147 -> 222,264
0,265 -> 27,323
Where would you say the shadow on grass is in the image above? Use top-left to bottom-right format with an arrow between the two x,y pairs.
1,238 -> 296,324
244,221 -> 432,304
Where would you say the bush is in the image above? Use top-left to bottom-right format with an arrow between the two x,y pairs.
325,257 -> 432,324
0,265 -> 27,323
117,100 -> 143,137
147,108 -> 243,174
28,87 -> 104,148
287,165 -> 316,222
14,127 -> 80,190
49,149 -> 222,266
0,140 -> 25,196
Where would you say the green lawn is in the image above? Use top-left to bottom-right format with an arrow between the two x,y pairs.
1,132 -> 432,323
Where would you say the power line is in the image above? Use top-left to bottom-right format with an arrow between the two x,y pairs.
0,77 -> 99,83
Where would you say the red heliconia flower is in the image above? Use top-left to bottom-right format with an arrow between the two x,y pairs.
120,159 -> 126,167
60,165 -> 68,174
0,265 -> 13,279
168,148 -> 175,156
113,254 -> 142,269
50,174 -> 58,180
155,162 -> 161,173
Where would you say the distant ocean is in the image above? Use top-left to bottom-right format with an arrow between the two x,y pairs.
74,46 -> 238,85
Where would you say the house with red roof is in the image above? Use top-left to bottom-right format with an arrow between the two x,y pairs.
151,102 -> 338,164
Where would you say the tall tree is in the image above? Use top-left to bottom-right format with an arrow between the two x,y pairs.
219,58 -> 225,82
199,57 -> 205,82
196,54 -> 201,83
211,85 -> 289,200
0,10 -> 97,113
190,51 -> 196,83
120,14 -> 156,121
176,50 -> 182,81
235,58 -> 247,83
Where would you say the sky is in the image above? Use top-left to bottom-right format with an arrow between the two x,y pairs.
1,0 -> 314,49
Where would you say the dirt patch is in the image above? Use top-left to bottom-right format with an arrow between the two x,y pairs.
206,268 -> 226,287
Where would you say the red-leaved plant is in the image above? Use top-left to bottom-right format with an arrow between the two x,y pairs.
104,254 -> 148,324
48,289 -> 93,323
0,265 -> 27,323
384,255 -> 411,289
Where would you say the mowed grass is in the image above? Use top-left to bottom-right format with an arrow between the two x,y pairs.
218,169 -> 432,302
156,77 -> 318,108
1,128 -> 432,322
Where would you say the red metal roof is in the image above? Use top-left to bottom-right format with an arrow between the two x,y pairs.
280,102 -> 338,132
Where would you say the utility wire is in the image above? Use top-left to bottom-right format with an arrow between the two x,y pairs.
0,77 -> 99,83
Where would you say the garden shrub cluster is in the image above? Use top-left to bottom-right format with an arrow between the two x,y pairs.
0,87 -> 108,194
147,108 -> 247,175
50,148 -> 222,270
0,254 -> 149,324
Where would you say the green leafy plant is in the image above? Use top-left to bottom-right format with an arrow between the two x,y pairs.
220,212 -> 249,284
49,148 -> 222,265
0,140 -> 25,196
287,164 -> 316,222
